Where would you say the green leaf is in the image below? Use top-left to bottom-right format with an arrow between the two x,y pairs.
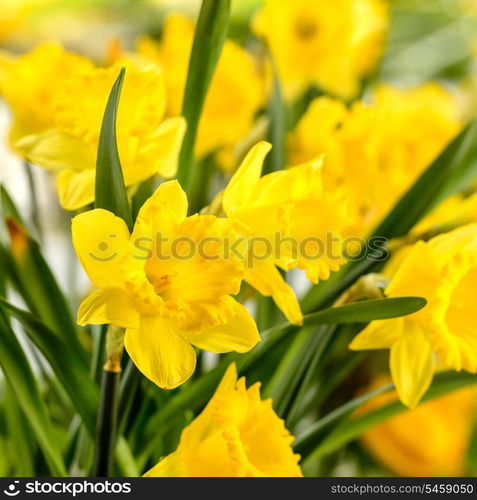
4,383 -> 35,476
0,185 -> 25,226
0,309 -> 66,476
177,0 -> 231,210
298,371 -> 477,463
270,296 -> 427,335
0,299 -> 98,436
95,67 -> 132,230
115,437 -> 139,477
1,201 -> 84,358
263,56 -> 286,175
303,296 -> 426,325
264,326 -> 332,417
262,297 -> 425,418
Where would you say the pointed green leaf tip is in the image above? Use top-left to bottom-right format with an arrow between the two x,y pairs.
95,67 -> 133,231
303,296 -> 427,326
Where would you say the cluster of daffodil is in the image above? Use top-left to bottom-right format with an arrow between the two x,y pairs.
0,0 -> 477,479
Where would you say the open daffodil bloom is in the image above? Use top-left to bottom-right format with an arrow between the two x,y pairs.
3,47 -> 186,211
72,181 -> 259,389
0,41 -> 93,143
144,363 -> 302,477
350,224 -> 477,407
222,141 -> 348,325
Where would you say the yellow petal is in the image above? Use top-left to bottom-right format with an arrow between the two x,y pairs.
386,241 -> 441,301
349,318 -> 403,351
430,223 -> 477,259
125,316 -> 196,389
72,209 -> 130,289
390,322 -> 435,408
14,130 -> 95,172
125,117 -> 186,184
57,168 -> 96,211
245,260 -> 303,325
132,180 -> 188,240
143,451 -> 187,477
77,288 -> 140,329
252,157 -> 323,207
183,299 -> 259,353
222,141 -> 271,215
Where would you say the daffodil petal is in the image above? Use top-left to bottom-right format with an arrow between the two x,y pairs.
349,318 -> 403,350
125,316 -> 196,389
222,141 -> 271,215
386,241 -> 441,300
57,168 -> 96,211
252,157 -> 323,207
390,322 -> 435,408
245,260 -> 303,325
72,209 -> 130,289
183,299 -> 259,353
133,180 -> 188,239
14,130 -> 95,172
143,451 -> 187,477
125,117 -> 186,183
77,288 -> 140,328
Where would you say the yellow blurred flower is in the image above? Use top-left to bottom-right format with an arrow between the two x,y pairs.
0,41 -> 93,143
136,14 -> 264,168
9,53 -> 185,210
411,192 -> 477,237
350,224 -> 477,407
0,0 -> 51,43
222,141 -> 348,325
144,363 -> 303,477
253,0 -> 389,99
360,379 -> 477,476
288,84 -> 462,234
72,181 -> 259,389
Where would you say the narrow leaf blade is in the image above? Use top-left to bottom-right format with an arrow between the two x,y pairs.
177,0 -> 231,209
0,299 -> 98,436
0,310 -> 66,476
95,67 -> 132,230
303,296 -> 427,326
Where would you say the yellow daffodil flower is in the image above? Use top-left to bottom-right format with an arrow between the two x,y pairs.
144,363 -> 303,477
350,224 -> 477,407
360,378 -> 477,476
411,192 -> 477,237
288,84 -> 462,234
11,56 -> 186,211
0,41 -> 94,144
253,0 -> 389,99
72,181 -> 260,389
136,14 -> 263,168
0,0 -> 52,43
222,141 -> 348,325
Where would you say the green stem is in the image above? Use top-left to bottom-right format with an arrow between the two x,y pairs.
93,368 -> 120,477
118,360 -> 141,435
92,326 -> 124,477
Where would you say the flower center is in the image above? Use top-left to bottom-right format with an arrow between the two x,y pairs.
152,274 -> 173,295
